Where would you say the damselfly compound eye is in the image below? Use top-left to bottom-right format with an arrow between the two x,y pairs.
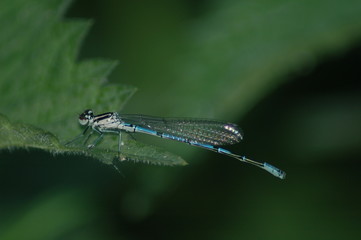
78,109 -> 94,126
78,117 -> 89,126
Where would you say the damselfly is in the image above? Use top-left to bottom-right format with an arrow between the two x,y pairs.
69,109 -> 286,179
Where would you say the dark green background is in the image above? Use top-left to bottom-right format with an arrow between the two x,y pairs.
1,0 -> 361,239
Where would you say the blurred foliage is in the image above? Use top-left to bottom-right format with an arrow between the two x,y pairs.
1,0 -> 361,239
0,189 -> 97,240
79,0 -> 361,119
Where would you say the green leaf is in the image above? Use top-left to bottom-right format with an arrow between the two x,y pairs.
0,113 -> 61,151
0,113 -> 187,166
0,0 -> 187,167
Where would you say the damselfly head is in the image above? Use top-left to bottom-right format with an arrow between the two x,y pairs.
79,109 -> 94,126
